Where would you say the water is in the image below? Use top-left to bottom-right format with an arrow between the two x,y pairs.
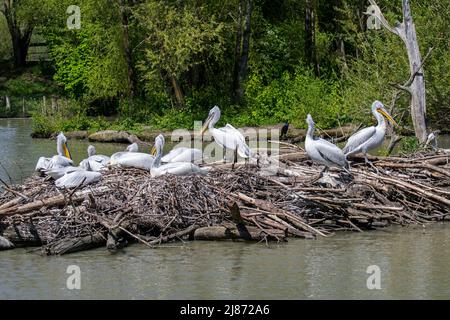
1,118 -> 450,300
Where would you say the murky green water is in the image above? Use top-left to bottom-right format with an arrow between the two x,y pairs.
1,118 -> 450,300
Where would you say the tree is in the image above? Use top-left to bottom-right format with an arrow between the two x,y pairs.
305,0 -> 319,76
232,0 -> 253,104
135,0 -> 226,107
1,0 -> 33,68
367,0 -> 427,143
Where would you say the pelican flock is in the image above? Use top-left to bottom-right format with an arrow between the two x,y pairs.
33,101 -> 400,189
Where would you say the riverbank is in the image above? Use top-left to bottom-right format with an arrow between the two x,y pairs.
31,125 -> 360,144
1,150 -> 449,255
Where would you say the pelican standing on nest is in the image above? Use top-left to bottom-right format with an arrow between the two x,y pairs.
150,135 -> 208,177
201,106 -> 251,166
305,114 -> 348,174
35,132 -> 73,172
79,145 -> 110,172
110,140 -> 157,171
343,101 -> 398,167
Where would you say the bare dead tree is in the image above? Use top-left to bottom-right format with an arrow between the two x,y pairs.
366,0 -> 428,143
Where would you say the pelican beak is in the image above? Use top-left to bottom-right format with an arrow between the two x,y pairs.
150,146 -> 157,156
377,108 -> 398,127
201,115 -> 212,135
63,143 -> 72,160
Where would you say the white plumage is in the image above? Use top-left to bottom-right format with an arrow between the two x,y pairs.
161,147 -> 203,163
305,114 -> 348,170
201,106 -> 251,163
35,132 -> 73,172
80,145 -> 110,172
110,142 -> 139,164
343,101 -> 397,163
150,135 -> 209,177
55,170 -> 102,189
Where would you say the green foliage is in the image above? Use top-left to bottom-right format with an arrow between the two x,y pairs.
244,67 -> 346,128
398,136 -> 420,155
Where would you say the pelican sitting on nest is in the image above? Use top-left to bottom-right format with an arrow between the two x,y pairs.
305,114 -> 348,173
79,145 -> 110,172
55,161 -> 102,189
110,142 -> 142,165
161,147 -> 203,163
201,106 -> 251,165
35,132 -> 73,172
151,135 -> 209,177
343,101 -> 398,167
110,140 -> 157,171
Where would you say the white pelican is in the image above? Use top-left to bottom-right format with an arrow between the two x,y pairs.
305,114 -> 348,172
110,139 -> 160,171
161,147 -> 203,163
343,101 -> 398,165
55,161 -> 102,189
79,145 -> 110,172
35,132 -> 73,172
150,135 -> 209,177
201,106 -> 251,165
110,142 -> 139,164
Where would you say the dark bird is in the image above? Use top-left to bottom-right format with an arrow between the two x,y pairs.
280,122 -> 289,140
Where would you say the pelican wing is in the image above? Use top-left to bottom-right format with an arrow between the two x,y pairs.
35,157 -> 51,172
162,148 -> 203,163
55,171 -> 102,189
111,152 -> 154,171
315,138 -> 348,168
47,155 -> 73,169
213,124 -> 251,158
45,166 -> 83,180
343,126 -> 376,155
151,162 -> 208,177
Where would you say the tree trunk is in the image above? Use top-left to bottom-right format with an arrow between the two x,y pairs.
367,0 -> 427,143
402,0 -> 427,143
232,0 -> 252,104
2,0 -> 33,68
305,0 -> 319,76
118,0 -> 136,99
170,76 -> 185,107
5,96 -> 10,110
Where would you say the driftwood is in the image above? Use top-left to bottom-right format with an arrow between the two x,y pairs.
0,151 -> 449,255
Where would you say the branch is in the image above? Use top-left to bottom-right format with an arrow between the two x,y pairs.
365,0 -> 404,39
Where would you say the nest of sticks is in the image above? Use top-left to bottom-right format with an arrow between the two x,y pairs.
0,150 -> 449,255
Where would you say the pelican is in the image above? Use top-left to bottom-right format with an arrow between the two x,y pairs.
35,132 -> 73,172
161,147 -> 203,163
55,161 -> 102,189
150,135 -> 209,177
110,142 -> 139,164
79,145 -> 110,172
343,101 -> 398,166
305,114 -> 348,172
201,106 -> 251,165
110,139 -> 159,171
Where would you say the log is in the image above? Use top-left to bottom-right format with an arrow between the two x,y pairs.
2,224 -> 47,247
44,232 -> 106,255
193,226 -> 286,242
